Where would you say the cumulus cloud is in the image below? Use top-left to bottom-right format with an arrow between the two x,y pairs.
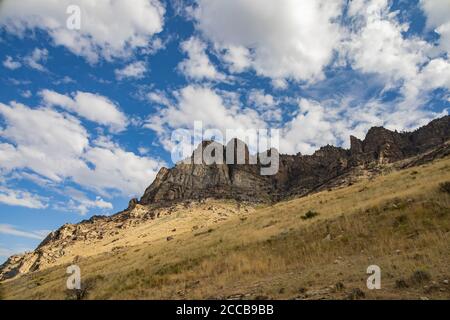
278,94 -> 446,155
248,90 -> 281,122
280,99 -> 341,154
146,91 -> 171,106
0,101 -> 164,200
3,55 -> 21,70
40,90 -> 128,132
0,187 -> 48,209
0,102 -> 89,181
58,187 -> 113,215
0,0 -> 165,63
115,61 -> 147,80
421,0 -> 450,55
3,48 -> 49,72
178,37 -> 225,81
193,0 -> 344,83
344,0 -> 450,112
72,135 -> 164,196
23,48 -> 49,72
222,45 -> 252,73
345,0 -> 430,85
144,85 -> 267,151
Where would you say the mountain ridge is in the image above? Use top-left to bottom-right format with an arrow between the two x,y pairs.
139,115 -> 450,205
1,115 -> 450,281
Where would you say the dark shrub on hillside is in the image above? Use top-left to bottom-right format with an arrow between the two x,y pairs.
439,181 -> 450,194
301,210 -> 319,220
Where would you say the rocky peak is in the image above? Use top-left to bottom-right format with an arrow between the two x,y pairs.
350,135 -> 363,155
140,116 -> 450,205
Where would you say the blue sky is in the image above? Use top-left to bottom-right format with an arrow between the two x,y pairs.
0,0 -> 449,262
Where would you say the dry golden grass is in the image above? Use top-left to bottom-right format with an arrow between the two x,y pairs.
1,157 -> 450,300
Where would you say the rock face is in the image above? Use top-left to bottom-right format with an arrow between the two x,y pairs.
1,116 -> 449,281
140,116 -> 450,204
140,139 -> 274,204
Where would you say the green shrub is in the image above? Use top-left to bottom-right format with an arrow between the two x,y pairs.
301,210 -> 319,220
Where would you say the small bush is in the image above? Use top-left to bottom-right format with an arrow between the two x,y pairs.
439,181 -> 450,194
64,276 -> 103,300
334,282 -> 345,291
393,215 -> 408,228
410,270 -> 431,285
395,279 -> 409,289
346,288 -> 365,300
301,210 -> 319,220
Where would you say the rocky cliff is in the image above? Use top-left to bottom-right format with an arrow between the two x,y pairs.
1,115 -> 450,281
140,115 -> 450,205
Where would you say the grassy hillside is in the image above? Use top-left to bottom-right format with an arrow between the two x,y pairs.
1,157 -> 450,300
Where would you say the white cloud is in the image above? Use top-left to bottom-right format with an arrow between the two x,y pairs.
61,187 -> 113,215
0,224 -> 49,240
248,90 -> 281,122
3,49 -> 49,72
178,37 -> 225,81
20,90 -> 32,98
345,0 -> 430,86
0,247 -> 14,258
280,99 -> 342,154
0,102 -> 89,181
222,45 -> 251,73
53,76 -> 75,85
0,0 -> 165,63
146,91 -> 171,106
0,187 -> 48,209
75,140 -> 163,197
40,90 -> 128,132
421,0 -> 450,55
145,85 -> 267,151
3,55 -> 21,70
248,90 -> 276,109
0,101 -> 164,200
0,246 -> 33,260
115,61 -> 147,80
138,147 -> 150,155
271,78 -> 288,90
343,0 -> 450,113
193,0 -> 344,83
278,95 -> 446,155
23,48 -> 49,72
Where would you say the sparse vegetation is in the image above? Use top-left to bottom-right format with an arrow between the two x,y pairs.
346,288 -> 365,300
300,210 -> 319,220
439,181 -> 450,194
65,276 -> 99,300
1,157 -> 450,300
410,270 -> 431,285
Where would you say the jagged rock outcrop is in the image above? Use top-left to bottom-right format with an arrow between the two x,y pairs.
140,116 -> 450,205
140,139 -> 273,204
1,116 -> 449,281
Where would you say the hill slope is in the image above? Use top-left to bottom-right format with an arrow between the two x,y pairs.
1,154 -> 449,300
